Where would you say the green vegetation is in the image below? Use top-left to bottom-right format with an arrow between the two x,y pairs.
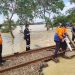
1,20 -> 16,33
70,0 -> 75,3
0,0 -> 17,38
53,15 -> 68,26
0,0 -> 75,33
34,0 -> 65,30
67,8 -> 75,24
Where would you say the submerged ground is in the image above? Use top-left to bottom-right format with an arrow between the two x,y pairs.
43,57 -> 75,75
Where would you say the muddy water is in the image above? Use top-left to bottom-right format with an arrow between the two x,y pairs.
2,25 -> 55,56
2,33 -> 26,56
2,31 -> 55,56
42,57 -> 75,75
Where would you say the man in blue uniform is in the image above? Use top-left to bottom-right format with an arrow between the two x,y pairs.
53,25 -> 67,63
71,24 -> 75,42
24,25 -> 30,51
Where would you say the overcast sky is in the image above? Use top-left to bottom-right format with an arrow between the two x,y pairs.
0,0 -> 75,24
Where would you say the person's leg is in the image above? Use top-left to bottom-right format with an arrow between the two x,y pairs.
61,41 -> 68,58
0,45 -> 6,64
63,41 -> 67,54
53,41 -> 60,63
26,39 -> 30,51
72,34 -> 74,41
74,36 -> 75,42
27,39 -> 30,50
0,45 -> 2,63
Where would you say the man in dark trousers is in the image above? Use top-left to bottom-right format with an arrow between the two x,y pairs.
53,25 -> 67,63
24,25 -> 30,51
71,24 -> 75,42
0,33 -> 6,66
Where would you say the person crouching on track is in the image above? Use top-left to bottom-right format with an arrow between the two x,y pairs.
53,24 -> 67,63
0,33 -> 6,66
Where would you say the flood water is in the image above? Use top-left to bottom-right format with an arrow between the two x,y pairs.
42,57 -> 75,75
2,25 -> 55,56
2,32 -> 26,56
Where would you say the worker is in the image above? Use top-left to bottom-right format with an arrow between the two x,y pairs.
71,24 -> 75,42
0,33 -> 6,66
24,25 -> 30,51
53,24 -> 67,63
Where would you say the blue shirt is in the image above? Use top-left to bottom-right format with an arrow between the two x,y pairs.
54,34 -> 61,42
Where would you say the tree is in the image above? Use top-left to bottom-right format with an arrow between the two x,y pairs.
0,0 -> 17,38
16,0 -> 37,27
67,8 -> 75,23
70,0 -> 75,3
35,0 -> 64,18
1,20 -> 16,33
53,15 -> 68,26
0,0 -> 65,33
35,0 -> 65,30
45,17 -> 53,30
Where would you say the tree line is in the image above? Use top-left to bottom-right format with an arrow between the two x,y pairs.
0,0 -> 75,38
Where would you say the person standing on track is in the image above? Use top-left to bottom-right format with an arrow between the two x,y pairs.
0,33 -> 6,66
24,25 -> 30,51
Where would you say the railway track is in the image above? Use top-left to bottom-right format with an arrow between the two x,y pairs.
0,45 -> 75,75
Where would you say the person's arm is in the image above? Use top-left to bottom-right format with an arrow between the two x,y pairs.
24,29 -> 26,39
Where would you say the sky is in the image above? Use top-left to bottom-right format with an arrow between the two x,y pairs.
0,0 -> 75,24
62,0 -> 75,14
64,0 -> 69,4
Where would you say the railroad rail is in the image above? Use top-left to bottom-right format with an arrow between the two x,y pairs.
0,45 -> 75,75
